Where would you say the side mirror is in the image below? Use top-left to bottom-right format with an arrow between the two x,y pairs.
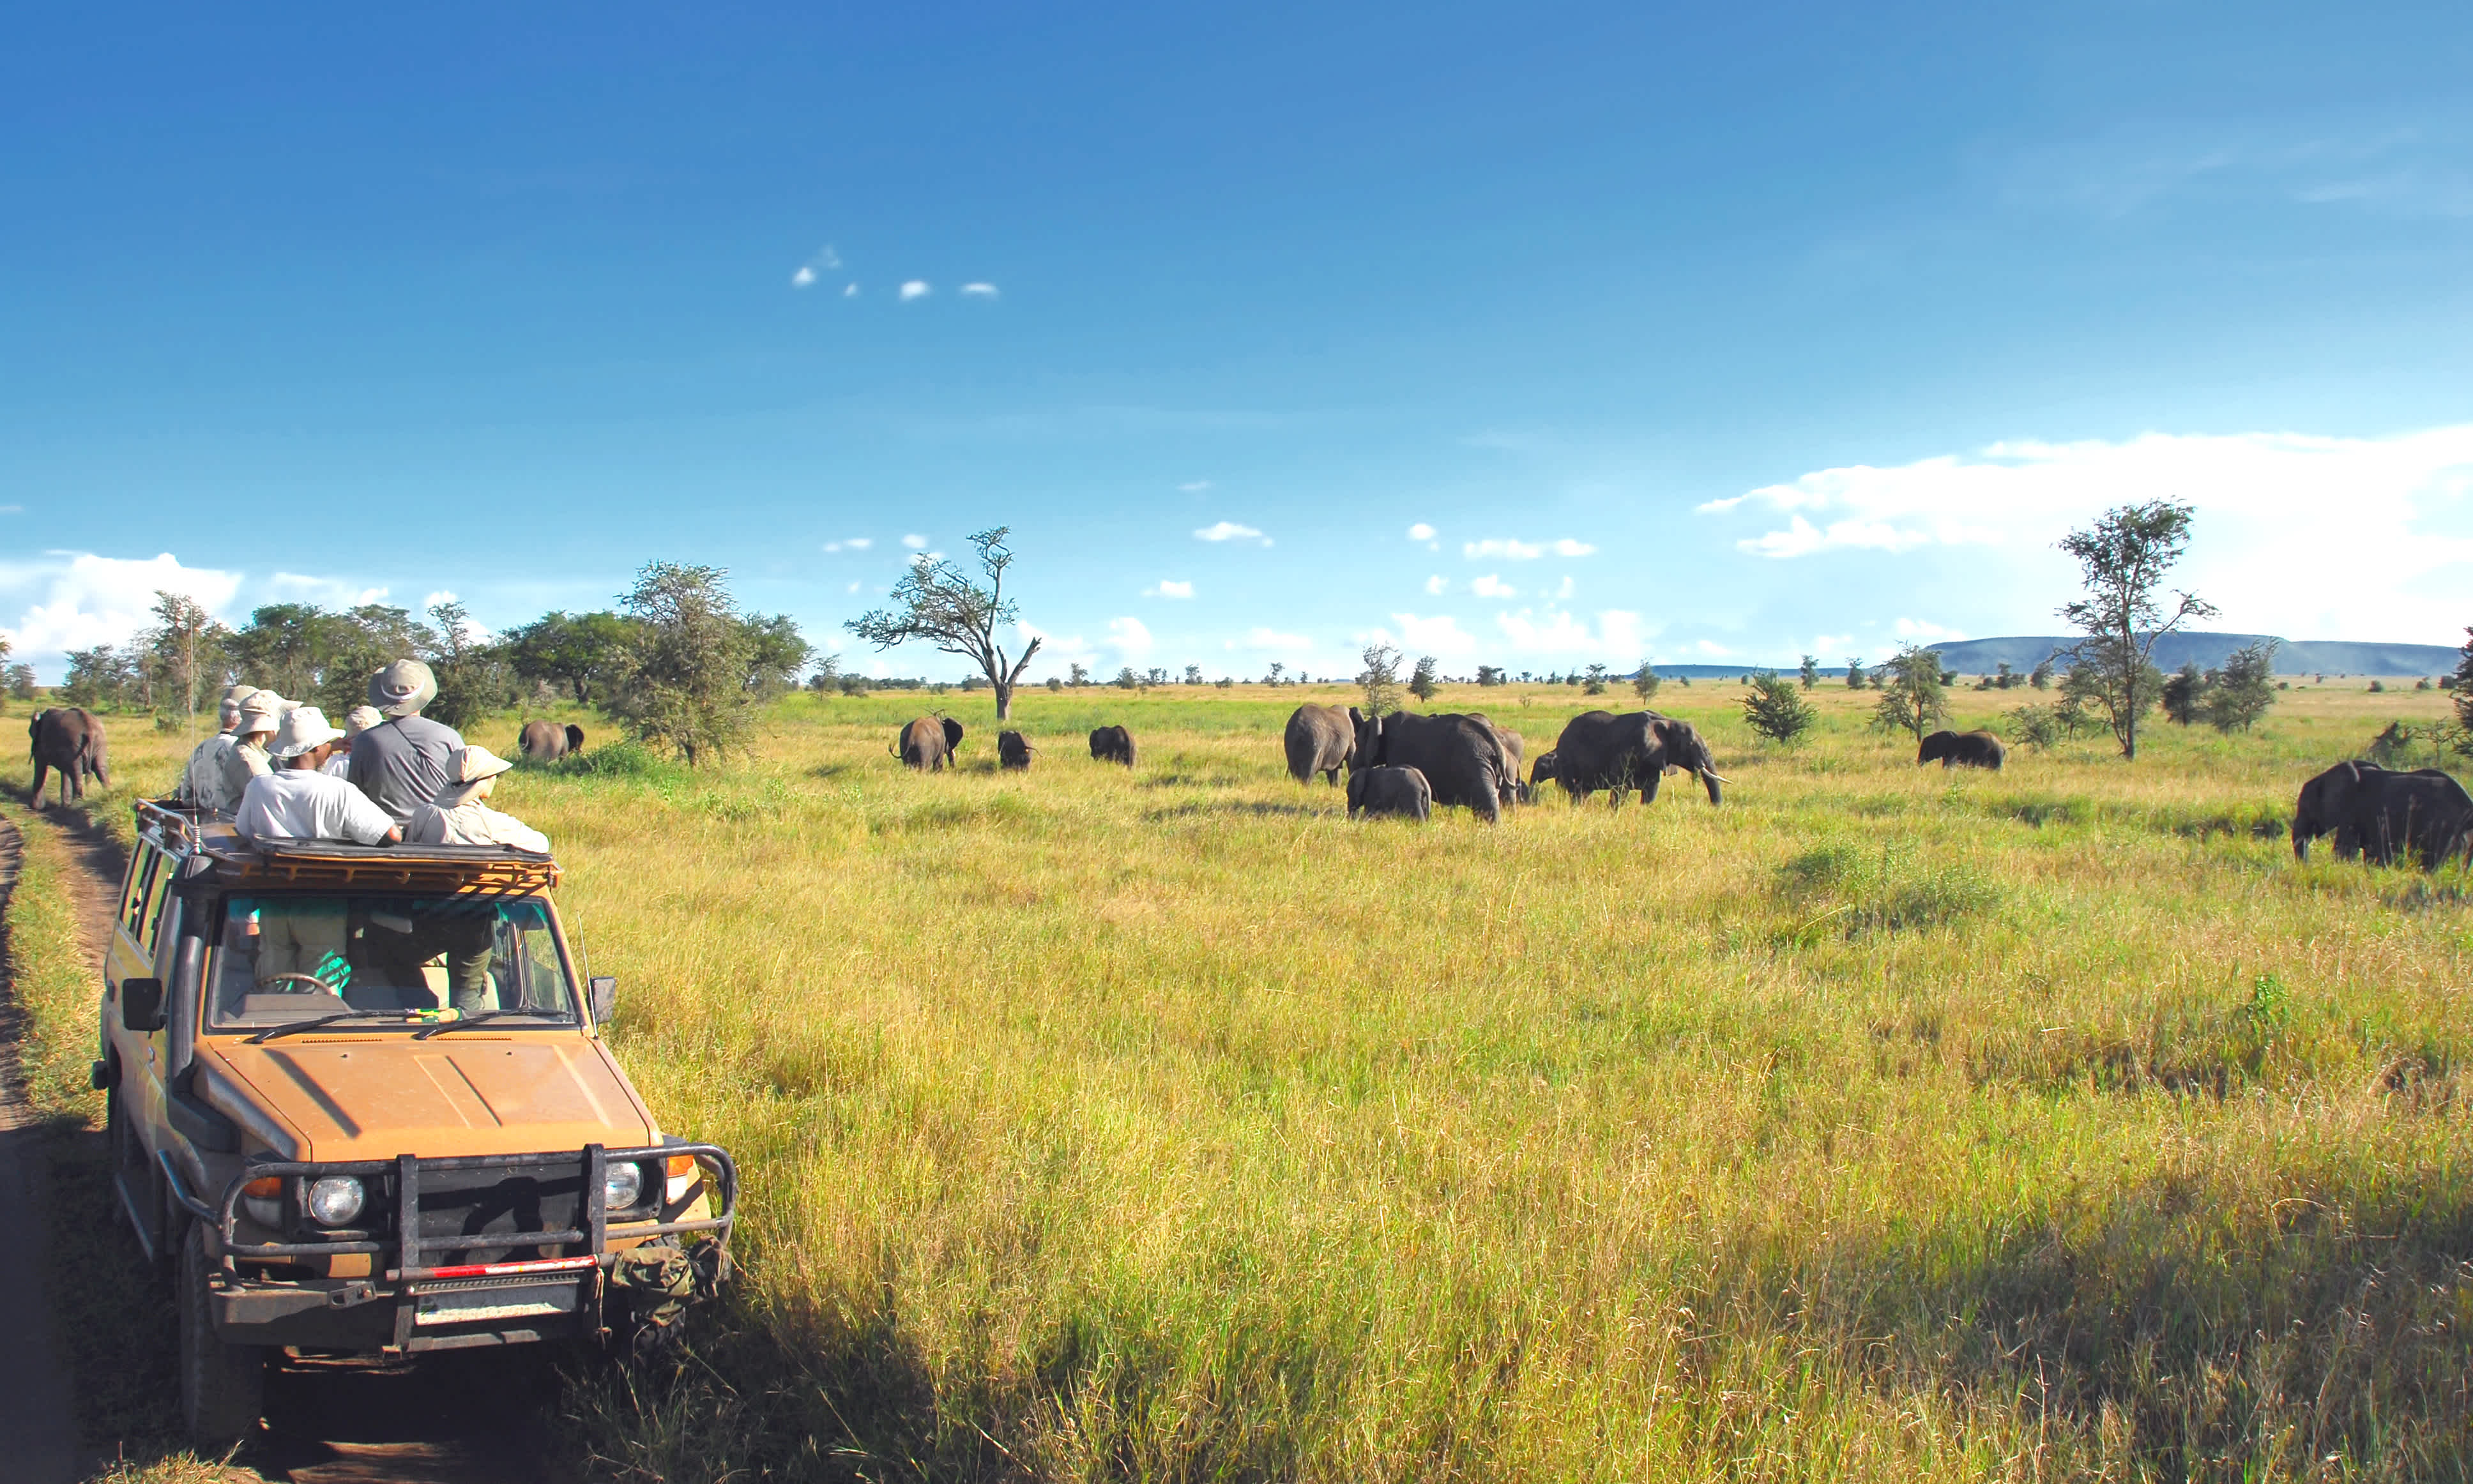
588,976 -> 617,1024
121,978 -> 165,1033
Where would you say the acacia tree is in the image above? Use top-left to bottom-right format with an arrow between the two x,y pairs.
607,562 -> 756,765
1871,643 -> 1947,745
846,528 -> 1042,720
1357,643 -> 1402,716
2057,501 -> 2216,760
1407,655 -> 1439,704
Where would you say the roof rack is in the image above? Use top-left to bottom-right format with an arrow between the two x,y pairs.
131,799 -> 561,896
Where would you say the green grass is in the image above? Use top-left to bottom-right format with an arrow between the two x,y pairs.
14,681 -> 2473,1481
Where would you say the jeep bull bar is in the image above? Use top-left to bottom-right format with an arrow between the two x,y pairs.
158,1143 -> 736,1280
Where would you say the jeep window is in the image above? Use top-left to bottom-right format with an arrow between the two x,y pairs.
204,895 -> 579,1030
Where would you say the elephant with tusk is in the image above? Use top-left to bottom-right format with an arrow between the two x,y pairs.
1546,710 -> 1726,807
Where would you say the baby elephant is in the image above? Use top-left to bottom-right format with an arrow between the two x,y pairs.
998,730 -> 1034,770
1088,724 -> 1136,768
1348,764 -> 1432,822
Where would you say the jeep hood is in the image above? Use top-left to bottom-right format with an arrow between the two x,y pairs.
201,1036 -> 657,1162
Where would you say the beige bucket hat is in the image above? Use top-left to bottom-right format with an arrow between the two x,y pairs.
271,706 -> 347,760
369,659 -> 438,717
235,691 -> 291,735
218,684 -> 263,729
342,704 -> 384,736
434,745 -> 517,807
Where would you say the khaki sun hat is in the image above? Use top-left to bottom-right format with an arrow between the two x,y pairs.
342,704 -> 384,736
271,706 -> 347,760
235,691 -> 290,735
369,658 -> 438,717
434,745 -> 517,808
218,684 -> 263,729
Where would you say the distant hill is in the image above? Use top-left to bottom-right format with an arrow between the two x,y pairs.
1924,633 -> 2462,679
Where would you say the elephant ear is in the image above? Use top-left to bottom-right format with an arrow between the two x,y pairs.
944,718 -> 965,750
1348,707 -> 1365,727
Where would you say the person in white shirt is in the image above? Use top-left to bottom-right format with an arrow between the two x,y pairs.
179,685 -> 262,814
404,745 -> 551,855
321,704 -> 384,779
233,708 -> 400,992
234,708 -> 402,847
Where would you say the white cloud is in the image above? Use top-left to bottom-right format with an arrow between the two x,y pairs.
422,590 -> 458,609
268,572 -> 388,607
1465,538 -> 1542,561
0,506 -> 21,515
1424,575 -> 1448,595
1143,580 -> 1194,599
1812,633 -> 1853,655
844,284 -> 859,298
1389,612 -> 1479,658
0,552 -> 243,672
1107,616 -> 1153,658
899,280 -> 931,301
791,245 -> 841,289
1471,573 -> 1517,599
1694,639 -> 1737,657
959,282 -> 999,298
791,266 -> 816,288
1699,425 -> 2473,640
1231,627 -> 1313,651
1893,617 -> 1968,642
1018,621 -> 1093,662
1493,607 -> 1647,657
1551,538 -> 1597,557
1550,575 -> 1574,600
1180,480 -> 1213,493
823,537 -> 875,554
902,534 -> 929,549
1194,520 -> 1271,545
1407,522 -> 1436,541
847,581 -> 863,593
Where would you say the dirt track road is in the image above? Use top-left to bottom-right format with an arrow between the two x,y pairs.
2,806 -> 558,1484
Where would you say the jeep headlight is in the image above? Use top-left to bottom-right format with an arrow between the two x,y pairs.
307,1175 -> 366,1227
601,1162 -> 644,1211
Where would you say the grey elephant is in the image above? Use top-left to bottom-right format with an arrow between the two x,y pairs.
1547,710 -> 1726,806
517,720 -> 586,762
1466,715 -> 1528,804
1918,730 -> 2004,770
1347,764 -> 1432,822
1349,708 -> 1511,823
29,708 -> 111,810
999,730 -> 1034,770
2294,761 -> 2473,869
1528,749 -> 1558,795
895,716 -> 964,771
1284,704 -> 1354,785
1089,725 -> 1137,768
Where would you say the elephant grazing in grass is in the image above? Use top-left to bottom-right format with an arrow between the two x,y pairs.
1284,704 -> 1353,785
28,708 -> 110,810
1547,710 -> 1726,807
1089,725 -> 1137,768
1919,729 -> 2004,771
518,720 -> 586,762
1349,708 -> 1511,823
2294,761 -> 2473,870
1347,764 -> 1431,822
896,716 -> 964,771
999,730 -> 1034,770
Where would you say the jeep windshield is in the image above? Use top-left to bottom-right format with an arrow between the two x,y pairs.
206,893 -> 579,1031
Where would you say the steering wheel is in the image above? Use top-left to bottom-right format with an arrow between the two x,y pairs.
257,973 -> 343,995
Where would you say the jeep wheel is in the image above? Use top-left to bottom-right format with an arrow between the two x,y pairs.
179,1223 -> 264,1452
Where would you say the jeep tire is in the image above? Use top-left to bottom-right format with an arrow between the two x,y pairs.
179,1222 -> 264,1452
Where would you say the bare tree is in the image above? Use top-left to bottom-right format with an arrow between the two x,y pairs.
2057,501 -> 2216,760
846,528 -> 1042,720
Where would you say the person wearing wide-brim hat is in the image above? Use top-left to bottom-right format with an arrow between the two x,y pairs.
233,706 -> 399,993
404,745 -> 550,856
347,658 -> 466,827
216,689 -> 294,809
179,683 -> 266,814
322,704 -> 384,779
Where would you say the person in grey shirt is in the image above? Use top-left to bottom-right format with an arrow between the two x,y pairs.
347,659 -> 466,824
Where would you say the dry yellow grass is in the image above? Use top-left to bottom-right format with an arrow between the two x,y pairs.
15,678 -> 2473,1481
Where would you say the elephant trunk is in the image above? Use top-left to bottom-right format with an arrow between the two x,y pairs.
1700,768 -> 1725,806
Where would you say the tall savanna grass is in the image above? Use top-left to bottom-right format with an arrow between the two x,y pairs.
19,679 -> 2473,1481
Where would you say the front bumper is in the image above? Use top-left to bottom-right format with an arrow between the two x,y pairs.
162,1142 -> 736,1352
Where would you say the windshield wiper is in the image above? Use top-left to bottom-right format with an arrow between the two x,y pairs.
245,1009 -> 423,1044
412,1009 -> 568,1039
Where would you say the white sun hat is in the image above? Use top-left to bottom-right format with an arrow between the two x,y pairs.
271,706 -> 348,760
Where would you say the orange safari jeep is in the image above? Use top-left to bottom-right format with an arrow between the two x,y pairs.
95,801 -> 736,1450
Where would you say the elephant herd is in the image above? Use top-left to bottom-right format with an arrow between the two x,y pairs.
1285,702 -> 1728,824
890,718 -> 1139,773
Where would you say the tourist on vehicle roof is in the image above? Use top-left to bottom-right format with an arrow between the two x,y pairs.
177,683 -> 264,814
404,745 -> 550,855
218,690 -> 291,806
348,659 -> 466,826
233,706 -> 402,847
321,703 -> 383,780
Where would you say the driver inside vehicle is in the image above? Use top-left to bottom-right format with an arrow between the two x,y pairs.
211,894 -> 577,1026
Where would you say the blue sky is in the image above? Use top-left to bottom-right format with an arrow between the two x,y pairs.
5,2 -> 2472,679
